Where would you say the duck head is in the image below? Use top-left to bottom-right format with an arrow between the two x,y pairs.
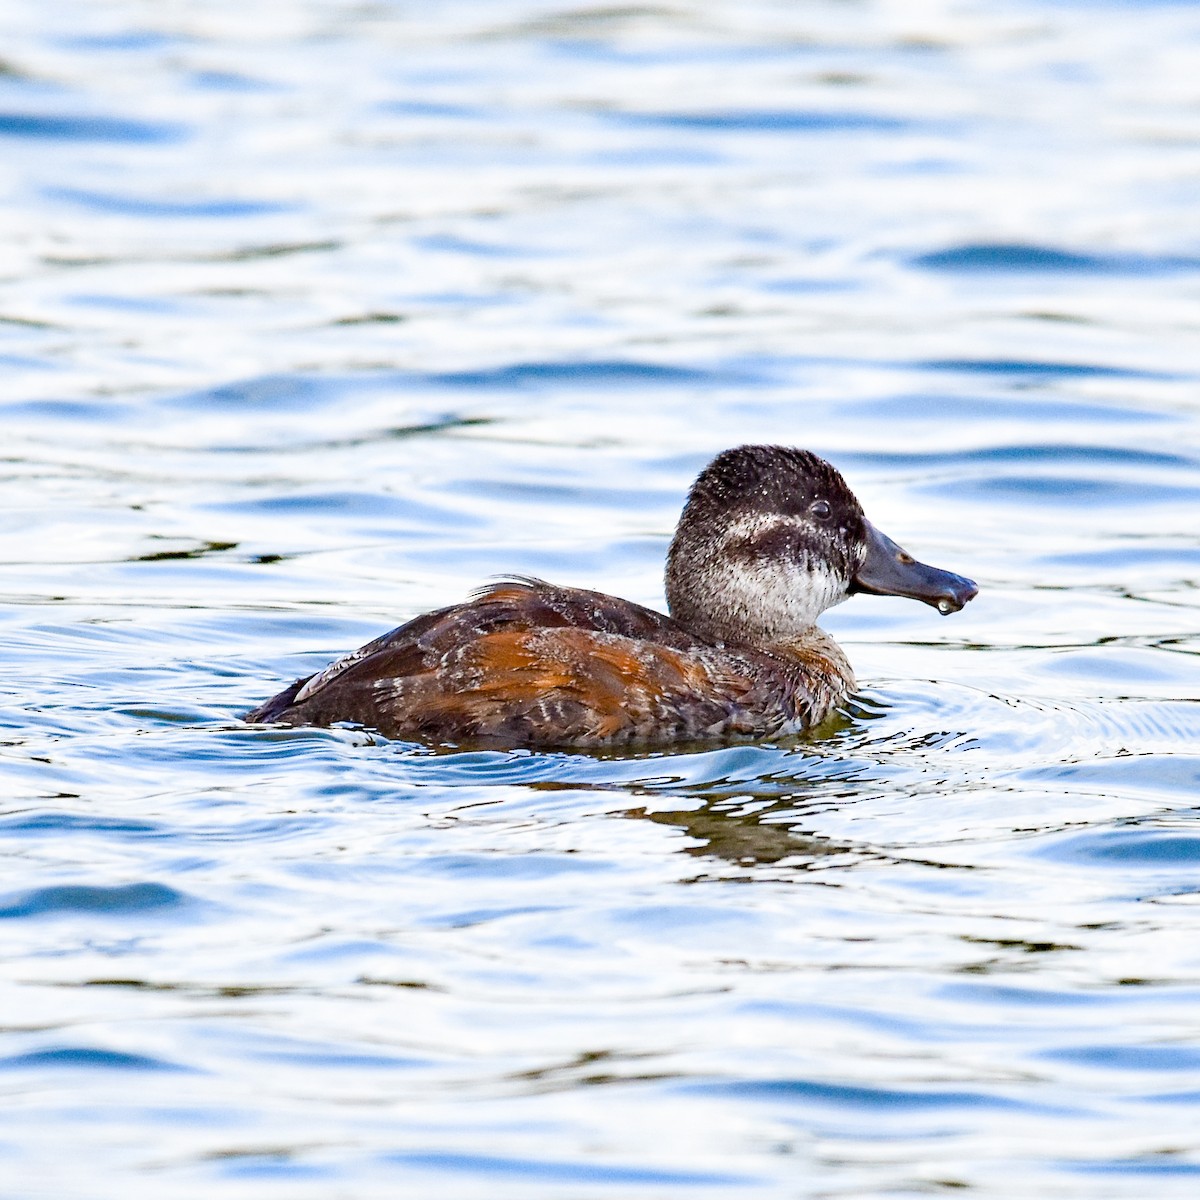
665,445 -> 978,645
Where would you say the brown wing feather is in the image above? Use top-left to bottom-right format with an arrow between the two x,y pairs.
373,627 -> 761,746
246,579 -> 844,746
249,580 -> 691,717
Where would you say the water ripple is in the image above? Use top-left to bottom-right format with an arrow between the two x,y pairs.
912,243 -> 1200,276
0,1046 -> 192,1072
0,110 -> 184,142
383,1150 -> 757,1187
682,1077 -> 1060,1114
604,108 -> 913,133
45,187 -> 293,219
0,882 -> 187,920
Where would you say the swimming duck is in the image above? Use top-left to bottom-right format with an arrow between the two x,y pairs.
246,445 -> 977,747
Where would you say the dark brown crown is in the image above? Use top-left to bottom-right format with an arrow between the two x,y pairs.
680,445 -> 862,524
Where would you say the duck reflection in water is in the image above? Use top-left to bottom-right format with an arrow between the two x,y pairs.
630,797 -> 855,871
247,446 -> 977,747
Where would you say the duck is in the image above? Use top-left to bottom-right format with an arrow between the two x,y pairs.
245,445 -> 977,747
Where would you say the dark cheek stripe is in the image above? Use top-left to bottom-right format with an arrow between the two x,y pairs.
742,526 -> 854,578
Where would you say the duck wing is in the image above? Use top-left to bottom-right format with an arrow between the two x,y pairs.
245,578 -> 750,743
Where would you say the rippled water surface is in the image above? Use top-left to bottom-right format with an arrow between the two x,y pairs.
3,1 -> 1200,1196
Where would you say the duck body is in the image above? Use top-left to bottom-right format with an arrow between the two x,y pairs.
247,577 -> 855,746
246,446 -> 977,748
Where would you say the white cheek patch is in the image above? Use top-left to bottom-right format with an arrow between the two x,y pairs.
734,559 -> 843,632
705,516 -> 851,640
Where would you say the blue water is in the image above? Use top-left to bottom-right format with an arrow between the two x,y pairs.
3,2 -> 1200,1196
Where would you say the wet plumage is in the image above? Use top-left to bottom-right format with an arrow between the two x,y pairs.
246,446 -> 977,747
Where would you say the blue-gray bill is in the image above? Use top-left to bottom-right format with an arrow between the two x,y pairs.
850,520 -> 979,615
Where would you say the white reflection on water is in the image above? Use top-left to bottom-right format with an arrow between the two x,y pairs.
1,1 -> 1200,1197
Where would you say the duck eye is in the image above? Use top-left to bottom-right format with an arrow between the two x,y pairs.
810,499 -> 832,521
